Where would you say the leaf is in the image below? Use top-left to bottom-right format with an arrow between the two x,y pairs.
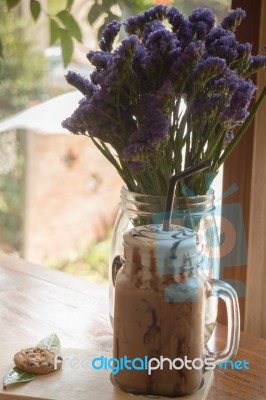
0,38 -> 3,58
57,10 -> 82,42
50,18 -> 60,45
6,0 -> 21,10
87,3 -> 102,25
59,29 -> 74,67
3,368 -> 37,388
30,0 -> 41,22
66,0 -> 74,11
2,333 -> 61,388
37,333 -> 61,354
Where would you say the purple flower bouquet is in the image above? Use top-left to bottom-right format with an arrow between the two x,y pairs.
62,5 -> 266,196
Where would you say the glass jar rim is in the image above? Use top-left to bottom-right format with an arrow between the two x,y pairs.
121,184 -> 215,200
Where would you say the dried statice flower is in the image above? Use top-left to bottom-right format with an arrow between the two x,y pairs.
90,69 -> 106,85
62,98 -> 91,135
103,35 -> 138,88
141,28 -> 173,78
99,21 -> 122,52
206,27 -> 238,64
245,55 -> 266,76
191,94 -> 222,121
192,57 -> 227,85
87,51 -> 112,69
189,8 -> 215,38
177,20 -> 194,48
226,131 -> 234,141
123,93 -> 170,161
166,7 -> 186,31
221,8 -> 246,31
125,5 -> 167,35
63,5 -> 266,196
65,72 -> 97,99
221,76 -> 256,125
142,20 -> 165,44
169,40 -> 204,89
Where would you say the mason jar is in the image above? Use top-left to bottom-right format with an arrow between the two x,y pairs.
112,224 -> 239,397
109,186 -> 220,342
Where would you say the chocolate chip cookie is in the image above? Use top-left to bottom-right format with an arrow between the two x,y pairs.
13,347 -> 63,374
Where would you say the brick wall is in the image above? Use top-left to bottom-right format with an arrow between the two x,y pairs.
23,131 -> 123,263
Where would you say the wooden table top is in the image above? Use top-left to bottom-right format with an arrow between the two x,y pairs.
0,253 -> 265,400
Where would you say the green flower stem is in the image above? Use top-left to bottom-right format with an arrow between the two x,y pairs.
191,104 -> 225,164
204,126 -> 228,162
90,137 -> 130,186
217,85 -> 266,168
212,128 -> 228,171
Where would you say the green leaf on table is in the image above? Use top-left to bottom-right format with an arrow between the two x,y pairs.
37,333 -> 61,353
30,0 -> 41,22
3,368 -> 37,388
6,0 -> 21,11
2,333 -> 61,388
50,18 -> 60,45
87,3 -> 102,25
59,28 -> 74,67
57,10 -> 82,42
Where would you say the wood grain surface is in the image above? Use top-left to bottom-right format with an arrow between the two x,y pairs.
0,254 -> 265,400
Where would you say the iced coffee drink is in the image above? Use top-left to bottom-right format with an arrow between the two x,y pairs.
113,224 -> 207,396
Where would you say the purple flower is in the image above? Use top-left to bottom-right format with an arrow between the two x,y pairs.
166,7 -> 186,31
142,20 -> 165,44
125,5 -> 167,35
131,44 -> 147,78
212,77 -> 227,92
143,5 -> 168,21
87,51 -> 112,69
156,79 -> 176,112
192,57 -> 227,85
191,94 -> 222,121
62,98 -> 91,135
221,8 -> 246,31
141,28 -> 174,81
178,20 -> 194,47
225,131 -> 234,141
236,43 -> 252,58
103,35 -> 138,88
145,28 -> 173,53
125,15 -> 146,35
246,55 -> 266,75
206,28 -> 238,63
99,21 -> 122,52
62,4 -> 266,193
90,69 -> 107,85
189,8 -> 215,38
221,76 -> 256,125
230,79 -> 256,109
65,72 -> 97,98
123,94 -> 170,161
169,40 -> 204,89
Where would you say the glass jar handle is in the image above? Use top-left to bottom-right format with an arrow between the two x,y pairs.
205,278 -> 240,364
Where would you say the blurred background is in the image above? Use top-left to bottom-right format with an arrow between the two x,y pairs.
0,0 -> 230,284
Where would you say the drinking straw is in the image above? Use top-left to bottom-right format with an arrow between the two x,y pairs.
163,160 -> 211,231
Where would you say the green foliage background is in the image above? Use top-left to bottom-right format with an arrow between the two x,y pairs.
0,2 -> 46,119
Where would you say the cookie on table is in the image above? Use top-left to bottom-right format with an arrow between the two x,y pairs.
13,346 -> 63,374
